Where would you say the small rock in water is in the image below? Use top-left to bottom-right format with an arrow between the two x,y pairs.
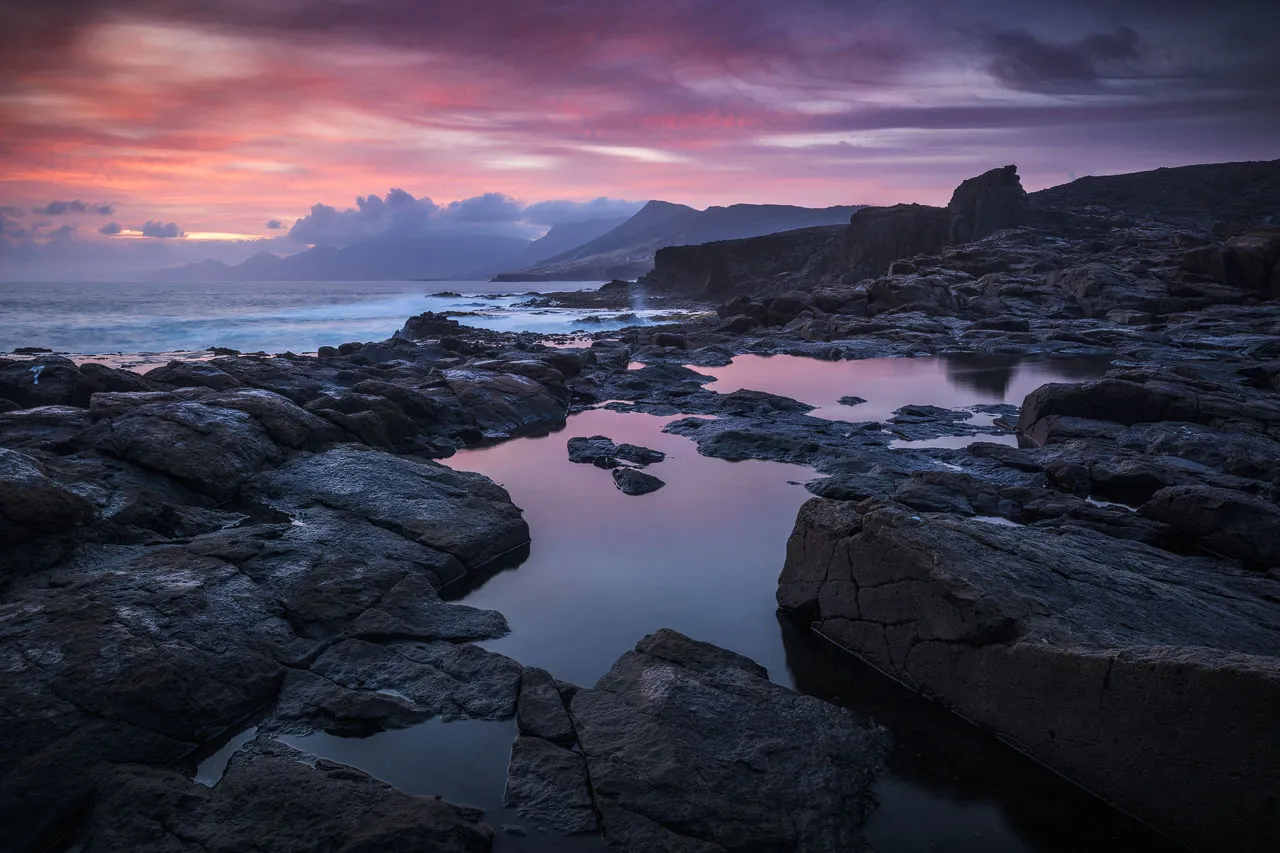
567,435 -> 619,467
611,468 -> 665,496
568,435 -> 664,468
838,395 -> 868,406
613,443 -> 664,466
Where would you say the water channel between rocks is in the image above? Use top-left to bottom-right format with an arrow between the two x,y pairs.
207,353 -> 1179,852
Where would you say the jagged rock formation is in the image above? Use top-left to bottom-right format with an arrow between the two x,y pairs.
0,342 -> 593,851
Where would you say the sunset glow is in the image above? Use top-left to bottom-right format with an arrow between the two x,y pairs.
2,0 -> 1277,279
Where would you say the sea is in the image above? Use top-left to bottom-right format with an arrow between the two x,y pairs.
0,279 -> 662,357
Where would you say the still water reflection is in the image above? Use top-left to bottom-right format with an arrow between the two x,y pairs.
279,354 -> 1176,851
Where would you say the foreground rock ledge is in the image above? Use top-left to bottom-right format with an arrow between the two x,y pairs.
567,629 -> 888,852
778,498 -> 1280,853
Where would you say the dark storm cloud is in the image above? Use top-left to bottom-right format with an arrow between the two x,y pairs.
137,221 -> 184,238
265,219 -> 283,229
99,221 -> 123,235
983,27 -> 1141,92
32,199 -> 116,215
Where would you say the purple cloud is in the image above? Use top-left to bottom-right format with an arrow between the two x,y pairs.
33,199 -> 116,215
137,221 -> 184,238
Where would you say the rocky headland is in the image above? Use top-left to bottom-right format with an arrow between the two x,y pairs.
2,159 -> 1277,852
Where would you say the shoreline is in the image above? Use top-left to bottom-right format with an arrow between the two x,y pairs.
1,160 -> 1277,852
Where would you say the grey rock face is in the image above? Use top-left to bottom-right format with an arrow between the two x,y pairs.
947,164 -> 1026,244
80,738 -> 493,853
611,467 -> 665,496
567,435 -> 665,468
779,499 -> 1280,853
1141,484 -> 1280,569
516,666 -> 576,744
251,445 -> 530,572
568,630 -> 886,852
504,736 -> 598,835
0,391 -> 532,849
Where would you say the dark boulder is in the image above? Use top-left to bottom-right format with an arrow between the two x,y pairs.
570,630 -> 888,852
1141,485 -> 1280,568
396,311 -> 464,340
567,435 -> 619,467
611,468 -> 665,496
144,360 -> 244,392
650,332 -> 687,349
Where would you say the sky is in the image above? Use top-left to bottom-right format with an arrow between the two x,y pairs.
1,0 -> 1278,278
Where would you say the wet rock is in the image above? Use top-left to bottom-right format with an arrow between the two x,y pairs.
96,399 -> 283,500
504,736 -> 598,835
779,499 -> 1280,853
0,355 -> 96,408
867,273 -> 962,315
567,435 -> 620,467
396,311 -> 464,340
516,667 -> 576,745
80,738 -> 492,853
78,362 -> 157,393
615,443 -> 664,466
611,468 -> 665,496
443,368 -> 566,438
250,445 -> 530,572
144,360 -> 244,391
0,447 -> 95,552
305,638 -> 523,722
838,395 -> 868,406
570,630 -> 888,852
651,331 -> 687,349
1141,485 -> 1280,568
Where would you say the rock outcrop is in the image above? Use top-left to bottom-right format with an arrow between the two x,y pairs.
567,630 -> 888,851
78,738 -> 493,853
0,379 -> 534,851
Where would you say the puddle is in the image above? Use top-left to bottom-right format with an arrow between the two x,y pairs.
973,515 -> 1023,527
240,351 -> 1174,852
194,725 -> 260,787
699,353 -> 1114,423
890,433 -> 1018,451
277,718 -> 605,852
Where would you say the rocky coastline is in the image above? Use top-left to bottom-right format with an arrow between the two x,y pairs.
2,159 -> 1278,852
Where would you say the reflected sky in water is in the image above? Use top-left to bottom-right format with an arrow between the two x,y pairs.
220,353 -> 1173,852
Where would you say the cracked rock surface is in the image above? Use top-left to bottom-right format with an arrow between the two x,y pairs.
568,629 -> 888,852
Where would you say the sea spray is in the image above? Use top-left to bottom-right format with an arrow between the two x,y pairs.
630,281 -> 648,325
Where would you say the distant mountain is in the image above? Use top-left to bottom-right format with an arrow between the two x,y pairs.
151,234 -> 533,282
492,201 -> 866,281
509,217 -> 631,269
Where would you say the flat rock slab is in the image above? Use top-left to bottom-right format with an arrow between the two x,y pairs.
569,629 -> 887,852
780,498 -> 1280,853
504,736 -> 598,835
250,444 -> 530,571
80,738 -> 493,853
